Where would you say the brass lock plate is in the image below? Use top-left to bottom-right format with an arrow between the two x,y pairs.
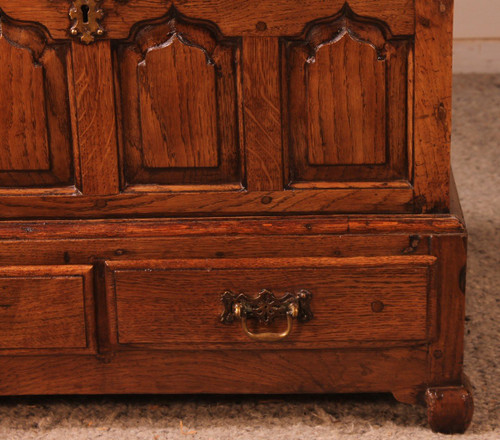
69,0 -> 105,44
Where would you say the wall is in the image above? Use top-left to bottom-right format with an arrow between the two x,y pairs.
453,0 -> 500,73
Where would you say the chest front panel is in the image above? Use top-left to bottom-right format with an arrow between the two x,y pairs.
0,0 -> 453,217
114,17 -> 242,188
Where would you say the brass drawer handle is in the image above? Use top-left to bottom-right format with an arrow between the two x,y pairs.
235,302 -> 297,342
221,289 -> 313,342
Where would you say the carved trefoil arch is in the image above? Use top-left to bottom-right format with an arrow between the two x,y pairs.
114,8 -> 242,189
283,3 -> 413,187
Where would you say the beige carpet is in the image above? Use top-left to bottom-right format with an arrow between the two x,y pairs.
0,74 -> 498,439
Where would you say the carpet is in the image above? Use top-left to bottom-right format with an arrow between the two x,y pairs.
0,74 -> 498,439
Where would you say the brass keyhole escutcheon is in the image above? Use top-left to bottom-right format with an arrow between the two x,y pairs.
69,0 -> 105,44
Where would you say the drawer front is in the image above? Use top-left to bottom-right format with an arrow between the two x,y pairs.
105,256 -> 436,349
0,266 -> 95,353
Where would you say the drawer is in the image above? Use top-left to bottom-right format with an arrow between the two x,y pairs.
0,266 -> 95,353
105,256 -> 437,349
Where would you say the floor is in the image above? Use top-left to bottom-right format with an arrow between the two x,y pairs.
0,74 -> 498,439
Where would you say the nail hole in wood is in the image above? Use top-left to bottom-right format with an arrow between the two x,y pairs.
371,300 -> 384,313
256,21 -> 267,31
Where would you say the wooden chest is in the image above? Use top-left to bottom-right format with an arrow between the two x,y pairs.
0,0 -> 472,433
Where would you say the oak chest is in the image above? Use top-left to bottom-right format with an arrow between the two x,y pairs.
0,0 -> 472,433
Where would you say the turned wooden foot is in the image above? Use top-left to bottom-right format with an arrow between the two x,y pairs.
425,378 -> 474,434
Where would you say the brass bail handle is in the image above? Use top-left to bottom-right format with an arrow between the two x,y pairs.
234,302 -> 299,342
220,289 -> 313,343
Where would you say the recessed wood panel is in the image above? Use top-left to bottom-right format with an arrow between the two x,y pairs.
306,35 -> 386,165
139,38 -> 218,168
106,257 -> 435,349
0,37 -> 49,171
115,11 -> 241,188
284,6 -> 411,185
0,16 -> 74,189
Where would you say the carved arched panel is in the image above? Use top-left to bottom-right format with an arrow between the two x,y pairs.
283,5 -> 411,185
0,14 -> 74,188
115,10 -> 242,188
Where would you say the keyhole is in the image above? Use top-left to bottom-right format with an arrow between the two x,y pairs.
81,4 -> 90,24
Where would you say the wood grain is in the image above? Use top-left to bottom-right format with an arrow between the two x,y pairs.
0,2 -> 471,431
0,235 -> 430,266
115,13 -> 241,187
0,265 -> 95,354
0,222 -> 467,403
0,17 -> 74,188
0,188 -> 414,218
306,36 -> 386,166
0,36 -> 49,171
242,37 -> 283,190
0,1 -> 448,214
71,40 -> 119,195
139,39 -> 218,168
0,347 -> 427,395
426,376 -> 474,434
413,0 -> 454,212
0,0 -> 415,39
106,257 -> 434,349
0,212 -> 465,241
429,234 -> 468,385
284,11 -> 410,185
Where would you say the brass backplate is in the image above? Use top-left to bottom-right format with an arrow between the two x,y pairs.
221,289 -> 313,325
69,0 -> 105,44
